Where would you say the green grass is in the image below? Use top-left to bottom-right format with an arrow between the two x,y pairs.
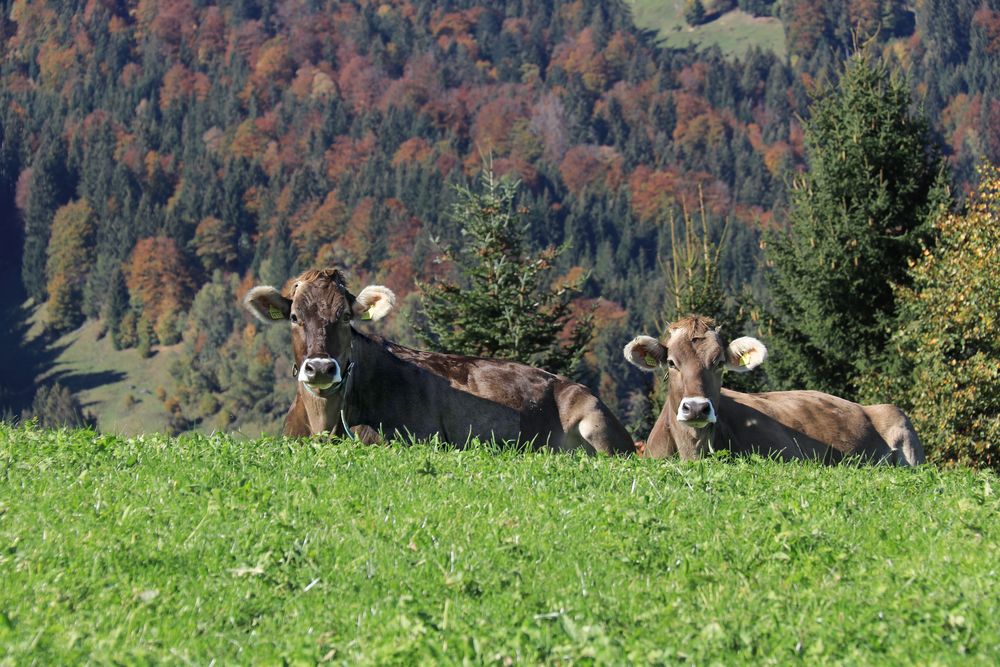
630,1 -> 786,59
2,425 -> 998,663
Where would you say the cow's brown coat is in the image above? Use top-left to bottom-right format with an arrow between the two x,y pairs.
625,315 -> 924,465
245,269 -> 634,454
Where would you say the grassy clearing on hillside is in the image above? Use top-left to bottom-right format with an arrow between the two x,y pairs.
25,309 -> 280,437
1,425 -> 998,663
630,0 -> 786,58
29,315 -> 180,435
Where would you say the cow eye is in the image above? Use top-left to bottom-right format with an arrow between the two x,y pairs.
290,313 -> 299,324
342,312 -> 351,323
667,359 -> 678,370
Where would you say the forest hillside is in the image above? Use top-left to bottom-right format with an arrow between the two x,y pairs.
0,0 -> 997,440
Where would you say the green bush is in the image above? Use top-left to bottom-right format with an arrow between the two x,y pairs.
860,165 -> 1000,469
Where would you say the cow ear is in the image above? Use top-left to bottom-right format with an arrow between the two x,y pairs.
624,335 -> 667,372
725,336 -> 767,372
243,286 -> 291,323
353,285 -> 396,322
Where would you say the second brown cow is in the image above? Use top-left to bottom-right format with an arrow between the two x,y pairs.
624,315 -> 924,465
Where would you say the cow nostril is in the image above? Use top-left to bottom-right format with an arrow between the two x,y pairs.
304,362 -> 315,374
681,403 -> 691,414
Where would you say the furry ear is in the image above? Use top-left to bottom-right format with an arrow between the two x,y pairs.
243,286 -> 291,323
353,285 -> 396,322
725,336 -> 767,372
624,335 -> 667,372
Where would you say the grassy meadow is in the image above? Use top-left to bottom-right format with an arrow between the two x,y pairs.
629,0 -> 786,58
27,314 -> 179,436
1,424 -> 998,664
23,309 -> 275,438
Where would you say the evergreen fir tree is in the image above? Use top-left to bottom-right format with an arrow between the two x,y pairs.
414,164 -> 594,378
263,219 -> 296,287
104,268 -> 130,350
764,51 -> 949,398
22,383 -> 95,429
137,314 -> 156,359
684,0 -> 707,26
21,140 -> 72,302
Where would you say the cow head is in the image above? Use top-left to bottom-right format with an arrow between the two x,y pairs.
243,269 -> 395,398
624,315 -> 766,459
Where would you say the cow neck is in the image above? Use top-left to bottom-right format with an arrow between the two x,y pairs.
308,328 -> 396,438
338,329 -> 413,436
672,416 -> 717,459
298,337 -> 355,435
666,390 -> 717,460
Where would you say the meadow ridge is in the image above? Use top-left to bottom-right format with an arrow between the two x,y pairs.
1,425 -> 997,663
628,0 -> 787,58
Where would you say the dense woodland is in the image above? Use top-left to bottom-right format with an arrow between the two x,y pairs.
0,1 -> 997,462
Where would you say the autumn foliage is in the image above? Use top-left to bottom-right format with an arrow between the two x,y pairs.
126,237 -> 196,337
861,166 -> 1000,470
45,199 -> 95,331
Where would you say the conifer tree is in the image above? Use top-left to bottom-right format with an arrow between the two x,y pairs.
22,383 -> 95,429
104,268 -> 131,350
137,314 -> 155,359
764,51 -> 948,398
21,140 -> 72,302
660,206 -> 731,327
414,165 -> 594,378
684,0 -> 707,26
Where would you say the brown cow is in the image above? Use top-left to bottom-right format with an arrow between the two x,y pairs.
244,268 -> 635,454
623,315 -> 924,465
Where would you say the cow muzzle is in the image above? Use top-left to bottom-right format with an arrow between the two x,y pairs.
676,397 -> 716,429
299,357 -> 342,389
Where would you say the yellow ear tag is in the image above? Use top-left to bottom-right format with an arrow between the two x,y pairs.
739,352 -> 753,366
645,355 -> 658,368
268,305 -> 284,320
361,309 -> 373,321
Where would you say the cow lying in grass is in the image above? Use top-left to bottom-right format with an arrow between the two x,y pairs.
244,268 -> 635,454
624,315 -> 924,465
